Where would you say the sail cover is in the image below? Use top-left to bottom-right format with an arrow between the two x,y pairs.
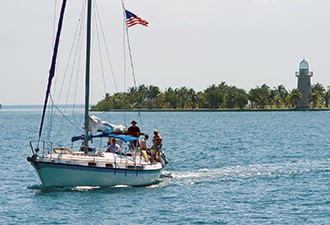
71,133 -> 137,143
89,115 -> 126,135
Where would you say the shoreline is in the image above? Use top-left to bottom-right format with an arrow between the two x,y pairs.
2,105 -> 330,112
90,108 -> 330,112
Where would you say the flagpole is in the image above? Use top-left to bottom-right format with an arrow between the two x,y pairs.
120,1 -> 146,124
121,2 -> 138,90
121,0 -> 127,127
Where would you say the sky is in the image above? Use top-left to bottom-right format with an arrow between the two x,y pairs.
1,0 -> 330,105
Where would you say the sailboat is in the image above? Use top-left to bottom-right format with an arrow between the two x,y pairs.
27,0 -> 168,187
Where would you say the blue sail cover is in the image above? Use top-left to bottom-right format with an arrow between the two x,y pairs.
72,133 -> 138,143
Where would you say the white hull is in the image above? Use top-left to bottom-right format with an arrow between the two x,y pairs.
29,151 -> 163,187
32,162 -> 162,187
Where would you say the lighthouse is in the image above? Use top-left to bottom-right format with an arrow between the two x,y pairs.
295,59 -> 313,109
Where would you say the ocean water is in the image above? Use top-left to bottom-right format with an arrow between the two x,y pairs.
0,107 -> 329,224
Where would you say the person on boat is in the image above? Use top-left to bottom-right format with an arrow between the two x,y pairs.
140,134 -> 150,162
140,134 -> 149,150
152,130 -> 162,150
127,120 -> 141,136
151,130 -> 163,161
106,138 -> 120,153
127,120 -> 142,148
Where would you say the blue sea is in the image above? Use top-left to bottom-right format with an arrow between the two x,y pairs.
1,106 -> 329,224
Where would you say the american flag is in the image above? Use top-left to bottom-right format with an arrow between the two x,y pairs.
125,10 -> 149,28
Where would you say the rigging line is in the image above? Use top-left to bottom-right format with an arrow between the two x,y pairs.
56,3 -> 86,109
50,94 -> 83,133
93,2 -> 112,118
65,3 -> 85,114
70,7 -> 85,124
46,97 -> 56,141
71,27 -> 84,127
94,1 -> 118,92
93,2 -> 107,96
47,0 -> 60,140
48,1 -> 57,140
123,11 -> 138,89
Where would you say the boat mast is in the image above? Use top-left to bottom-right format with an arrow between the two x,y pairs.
84,0 -> 92,153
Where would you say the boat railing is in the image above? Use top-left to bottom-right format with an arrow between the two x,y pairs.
29,140 -> 61,157
29,139 -> 150,167
107,145 -> 145,168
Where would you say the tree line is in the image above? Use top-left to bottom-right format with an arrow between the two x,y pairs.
91,82 -> 330,111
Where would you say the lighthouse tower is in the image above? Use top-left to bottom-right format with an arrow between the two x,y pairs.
295,59 -> 313,109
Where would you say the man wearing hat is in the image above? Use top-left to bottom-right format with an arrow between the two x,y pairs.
127,120 -> 142,148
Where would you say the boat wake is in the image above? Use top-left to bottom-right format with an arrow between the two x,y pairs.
171,158 -> 330,184
27,184 -> 135,192
28,180 -> 170,191
27,185 -> 78,191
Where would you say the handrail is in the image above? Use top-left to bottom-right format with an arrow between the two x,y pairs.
29,139 -> 153,167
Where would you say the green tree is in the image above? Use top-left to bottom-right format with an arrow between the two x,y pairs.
248,84 -> 270,108
270,85 -> 288,108
176,87 -> 190,109
196,91 -> 208,108
310,83 -> 325,108
287,89 -> 302,108
187,88 -> 197,109
152,92 -> 167,109
204,84 -> 224,108
323,86 -> 330,107
146,85 -> 160,101
277,84 -> 289,107
235,88 -> 249,109
112,92 -> 132,109
165,87 -> 179,109
224,86 -> 248,109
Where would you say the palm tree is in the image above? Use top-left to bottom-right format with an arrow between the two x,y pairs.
272,85 -> 288,108
146,85 -> 160,101
236,88 -> 248,109
165,87 -> 179,109
248,84 -> 270,108
287,89 -> 302,108
176,87 -> 190,109
310,83 -> 325,108
323,86 -> 330,108
196,91 -> 208,108
204,84 -> 224,108
187,88 -> 197,109
278,85 -> 288,106
152,92 -> 167,109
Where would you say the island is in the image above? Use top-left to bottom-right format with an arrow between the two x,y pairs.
91,82 -> 330,111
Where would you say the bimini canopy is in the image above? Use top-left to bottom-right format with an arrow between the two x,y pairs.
71,133 -> 138,143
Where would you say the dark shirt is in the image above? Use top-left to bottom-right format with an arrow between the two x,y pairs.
127,125 -> 141,148
127,126 -> 141,137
